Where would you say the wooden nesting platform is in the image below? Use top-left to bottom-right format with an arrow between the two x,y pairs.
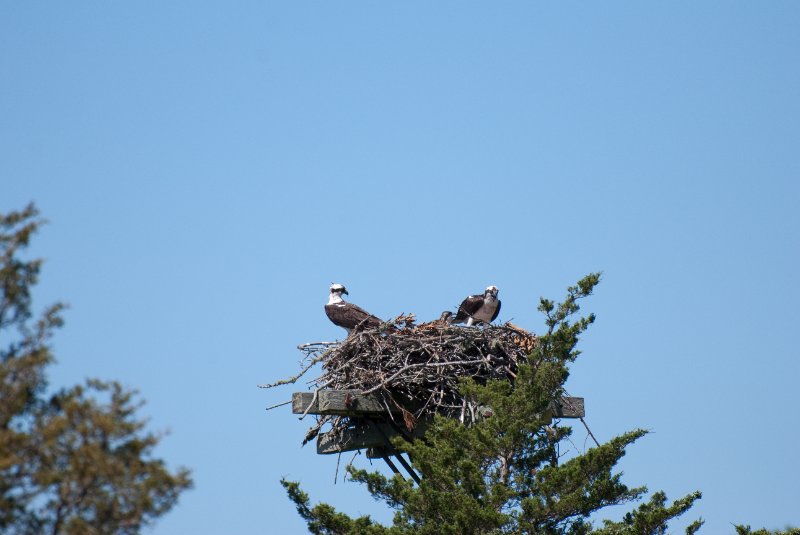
292,390 -> 585,455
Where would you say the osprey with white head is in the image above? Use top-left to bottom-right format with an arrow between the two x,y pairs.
324,283 -> 382,334
453,285 -> 501,326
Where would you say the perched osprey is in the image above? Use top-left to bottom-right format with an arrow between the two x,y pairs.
324,283 -> 382,334
453,285 -> 501,326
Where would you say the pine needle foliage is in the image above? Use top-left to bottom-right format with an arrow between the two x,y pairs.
733,527 -> 800,535
0,204 -> 192,535
282,273 -> 705,534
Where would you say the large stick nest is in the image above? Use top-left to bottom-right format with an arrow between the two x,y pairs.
296,314 -> 537,445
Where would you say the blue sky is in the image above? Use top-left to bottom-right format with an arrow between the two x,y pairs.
2,2 -> 799,533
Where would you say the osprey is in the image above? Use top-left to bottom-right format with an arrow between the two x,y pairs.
325,283 -> 382,334
418,311 -> 454,330
453,285 -> 501,326
438,310 -> 454,325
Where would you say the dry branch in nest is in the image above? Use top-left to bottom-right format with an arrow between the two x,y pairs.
285,314 -> 537,447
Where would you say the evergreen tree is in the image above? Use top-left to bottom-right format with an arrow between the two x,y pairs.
733,527 -> 800,535
0,204 -> 192,535
282,274 -> 704,534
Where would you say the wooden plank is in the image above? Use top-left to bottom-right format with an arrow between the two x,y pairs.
291,392 -> 319,415
293,390 -> 584,419
318,390 -> 391,415
317,423 -> 389,454
317,420 -> 430,455
366,446 -> 389,459
553,396 -> 584,418
293,390 -> 392,415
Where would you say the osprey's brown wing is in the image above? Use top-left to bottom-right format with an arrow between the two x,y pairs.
453,294 -> 483,324
347,303 -> 382,329
325,302 -> 381,331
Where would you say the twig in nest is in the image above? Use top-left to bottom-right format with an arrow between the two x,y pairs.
258,344 -> 333,389
264,400 -> 291,411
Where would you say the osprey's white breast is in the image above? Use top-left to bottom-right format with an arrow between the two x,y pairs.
473,296 -> 498,322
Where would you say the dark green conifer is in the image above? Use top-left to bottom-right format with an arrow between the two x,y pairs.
0,204 -> 192,535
